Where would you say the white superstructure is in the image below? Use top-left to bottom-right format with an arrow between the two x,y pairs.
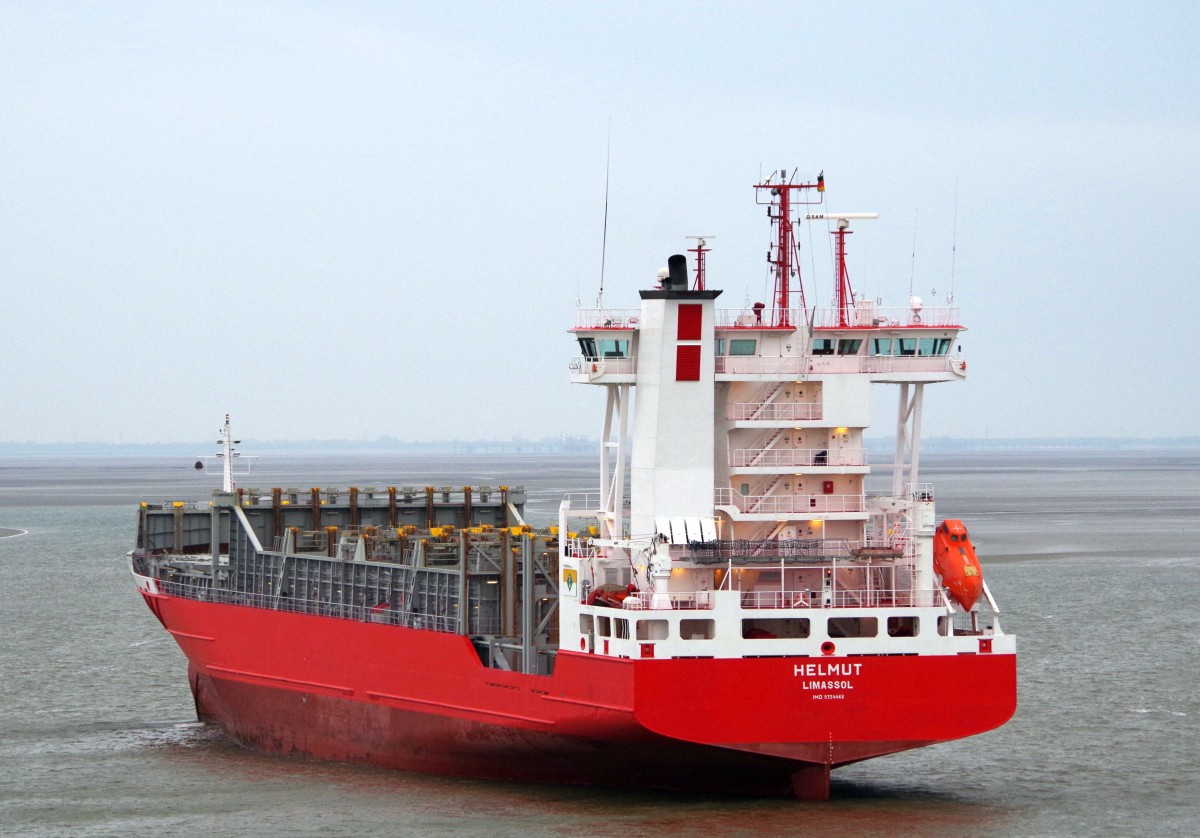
557,170 -> 1005,665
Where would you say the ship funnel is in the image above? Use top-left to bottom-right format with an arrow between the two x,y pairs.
666,254 -> 688,290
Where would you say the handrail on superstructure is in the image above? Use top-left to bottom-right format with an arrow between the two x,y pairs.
572,308 -> 640,329
710,305 -> 962,330
728,447 -> 867,468
715,488 -> 866,515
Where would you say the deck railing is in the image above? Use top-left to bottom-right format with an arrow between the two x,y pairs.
568,356 -> 638,377
584,586 -> 939,612
569,353 -> 960,379
139,500 -> 208,511
713,308 -> 805,328
729,401 -> 823,421
686,538 -> 853,562
575,305 -> 961,331
729,447 -> 866,468
154,576 -> 468,634
715,488 -> 866,514
621,592 -> 715,611
859,355 -> 958,374
561,492 -> 603,511
740,587 -> 939,610
810,305 -> 961,328
572,309 -> 641,329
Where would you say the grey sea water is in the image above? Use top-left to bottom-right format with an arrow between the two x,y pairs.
0,449 -> 1197,837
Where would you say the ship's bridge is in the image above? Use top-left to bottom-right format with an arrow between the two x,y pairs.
569,304 -> 967,385
569,308 -> 638,383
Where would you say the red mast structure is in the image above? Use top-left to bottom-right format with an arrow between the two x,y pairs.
804,211 -> 879,327
753,170 -> 825,327
834,220 -> 853,327
686,236 -> 713,290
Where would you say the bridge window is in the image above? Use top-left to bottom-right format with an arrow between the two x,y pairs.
871,338 -> 893,355
714,338 -> 725,355
729,339 -> 757,356
837,339 -> 862,355
897,338 -> 916,356
577,337 -> 597,359
918,338 -> 951,356
597,339 -> 628,358
812,338 -> 835,355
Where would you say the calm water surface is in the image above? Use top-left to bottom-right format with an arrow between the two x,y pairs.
0,450 -> 1197,837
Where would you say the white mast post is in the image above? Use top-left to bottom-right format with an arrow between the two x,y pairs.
217,414 -> 240,493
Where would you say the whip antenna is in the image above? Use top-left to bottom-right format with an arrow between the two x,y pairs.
597,120 -> 611,309
908,207 -> 919,297
949,180 -> 958,304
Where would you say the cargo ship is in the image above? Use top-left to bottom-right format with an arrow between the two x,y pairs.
130,170 -> 1016,799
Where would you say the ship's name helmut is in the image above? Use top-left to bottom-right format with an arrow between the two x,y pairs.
794,662 -> 862,677
793,661 -> 862,691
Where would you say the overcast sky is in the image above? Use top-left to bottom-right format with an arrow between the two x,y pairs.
2,1 -> 1197,444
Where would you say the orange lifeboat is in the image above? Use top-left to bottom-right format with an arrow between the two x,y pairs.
933,519 -> 984,610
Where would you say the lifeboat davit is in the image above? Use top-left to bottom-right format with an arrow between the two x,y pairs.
933,519 -> 984,610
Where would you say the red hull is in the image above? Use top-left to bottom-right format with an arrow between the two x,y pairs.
143,591 -> 1016,798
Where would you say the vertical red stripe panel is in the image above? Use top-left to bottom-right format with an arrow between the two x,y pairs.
676,345 -> 701,381
677,304 -> 702,340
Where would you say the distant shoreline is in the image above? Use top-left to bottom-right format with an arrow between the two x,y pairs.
0,437 -> 1198,457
